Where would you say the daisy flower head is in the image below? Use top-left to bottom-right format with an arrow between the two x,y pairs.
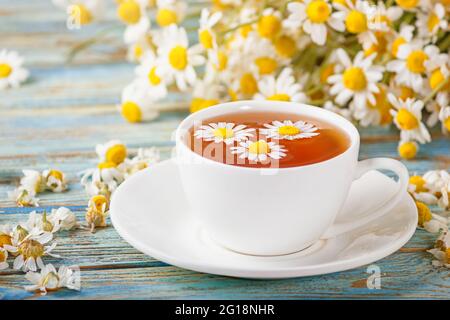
261,120 -> 320,140
257,8 -> 283,40
194,122 -> 255,145
285,0 -> 345,45
416,2 -> 448,42
120,80 -> 160,123
4,232 -> 59,272
80,163 -> 125,197
387,42 -> 436,93
388,94 -> 431,144
198,8 -> 222,50
390,24 -> 415,58
0,49 -> 29,90
8,187 -> 39,207
231,139 -> 287,163
117,0 -> 150,44
398,139 -> 419,160
135,51 -> 168,97
428,230 -> 450,268
366,1 -> 403,32
155,0 -> 187,27
425,50 -> 449,113
53,0 -> 104,26
352,84 -> 393,127
328,49 -> 384,110
155,25 -> 205,91
408,174 -> 438,203
25,264 -> 81,296
127,34 -> 154,63
254,68 -> 307,103
243,34 -> 280,77
86,195 -> 109,232
0,247 -> 8,270
120,147 -> 160,177
0,224 -> 13,248
415,201 -> 449,233
96,140 -> 127,165
48,207 -> 78,231
421,170 -> 449,210
42,169 -> 67,193
23,211 -> 62,234
20,169 -> 45,194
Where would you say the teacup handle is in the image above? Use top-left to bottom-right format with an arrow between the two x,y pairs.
322,158 -> 409,239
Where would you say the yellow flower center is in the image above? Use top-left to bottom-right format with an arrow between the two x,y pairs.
190,98 -> 219,113
416,201 -> 432,227
105,144 -> 127,165
267,94 -> 291,101
121,101 -> 142,123
398,141 -> 417,159
345,10 -> 367,33
342,67 -> 367,91
406,50 -> 428,73
0,250 -> 5,262
444,117 -> 450,132
214,51 -> 228,71
148,66 -> 161,86
117,0 -> 141,24
239,25 -> 253,38
427,13 -> 440,32
396,0 -> 419,9
248,140 -> 270,155
70,4 -> 93,25
213,127 -> 234,139
396,108 -> 419,130
199,29 -> 214,49
0,234 -> 12,248
274,35 -> 296,58
133,45 -> 143,60
410,175 -> 427,192
156,8 -> 178,27
333,0 -> 348,6
19,240 -> 44,259
91,194 -> 108,211
98,161 -> 117,170
0,63 -> 12,78
168,46 -> 188,70
306,0 -> 331,23
429,69 -> 447,91
391,37 -> 406,57
48,169 -> 63,181
254,57 -> 277,75
278,125 -> 300,136
258,15 -> 281,39
239,73 -> 258,95
399,86 -> 415,101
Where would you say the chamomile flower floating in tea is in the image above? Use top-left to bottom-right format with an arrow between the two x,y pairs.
328,49 -> 384,110
231,140 -> 287,163
254,68 -> 306,103
117,0 -> 150,44
53,0 -> 104,26
284,0 -> 344,46
155,0 -> 187,27
194,122 -> 255,145
0,49 -> 29,90
24,264 -> 81,296
85,195 -> 109,232
0,248 -> 8,270
261,120 -> 320,140
389,94 -> 431,144
428,230 -> 450,268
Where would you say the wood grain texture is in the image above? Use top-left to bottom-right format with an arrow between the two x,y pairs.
0,0 -> 449,300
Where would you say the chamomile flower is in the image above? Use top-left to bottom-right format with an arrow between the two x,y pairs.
231,140 -> 287,163
120,80 -> 160,123
96,140 -> 127,165
155,25 -> 205,91
53,0 -> 104,26
155,0 -> 187,27
352,84 -> 393,126
25,264 -> 81,295
388,94 -> 431,144
119,147 -> 160,177
415,201 -> 448,233
416,2 -> 448,42
387,42 -> 436,93
135,51 -> 168,98
8,187 -> 39,207
328,49 -> 384,110
80,163 -> 125,197
194,122 -> 255,145
23,211 -> 61,234
408,174 -> 438,204
254,68 -> 307,103
423,171 -> 450,210
428,230 -> 450,268
126,34 -> 154,63
261,120 -> 320,140
85,195 -> 109,232
398,139 -> 419,160
198,9 -> 222,50
366,1 -> 403,32
0,247 -> 8,270
244,35 -> 280,76
117,0 -> 150,44
425,50 -> 449,117
19,169 -> 45,194
48,207 -> 78,231
0,49 -> 29,90
4,232 -> 59,272
395,0 -> 421,11
285,0 -> 345,45
439,107 -> 450,134
42,169 -> 67,193
257,8 -> 283,40
0,224 -> 13,248
190,77 -> 223,113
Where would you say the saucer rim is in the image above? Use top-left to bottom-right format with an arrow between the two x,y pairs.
110,159 -> 418,279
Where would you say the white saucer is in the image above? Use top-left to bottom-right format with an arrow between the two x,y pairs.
110,159 -> 417,279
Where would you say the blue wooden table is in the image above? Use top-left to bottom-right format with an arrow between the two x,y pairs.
0,0 -> 449,300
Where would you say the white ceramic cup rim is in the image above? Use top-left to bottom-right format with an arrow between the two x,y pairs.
175,100 -> 360,171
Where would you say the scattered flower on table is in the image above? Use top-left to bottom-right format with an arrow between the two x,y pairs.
415,201 -> 448,233
428,230 -> 450,268
85,195 -> 109,232
96,140 -> 128,166
42,169 -> 68,193
0,49 -> 29,90
8,187 -> 39,207
25,264 -> 81,296
119,147 -> 160,178
48,207 -> 78,231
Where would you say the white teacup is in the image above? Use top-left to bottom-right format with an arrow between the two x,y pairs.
175,101 -> 409,256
